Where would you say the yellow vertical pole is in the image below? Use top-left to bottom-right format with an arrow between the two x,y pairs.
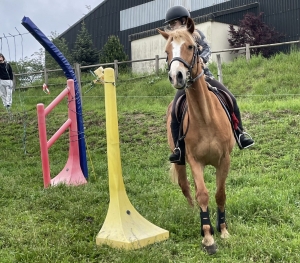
96,68 -> 169,250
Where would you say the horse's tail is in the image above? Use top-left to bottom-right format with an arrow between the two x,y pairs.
169,163 -> 179,184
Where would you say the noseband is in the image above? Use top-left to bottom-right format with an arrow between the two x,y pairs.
167,45 -> 204,87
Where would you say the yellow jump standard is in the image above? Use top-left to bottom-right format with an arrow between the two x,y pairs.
96,68 -> 169,250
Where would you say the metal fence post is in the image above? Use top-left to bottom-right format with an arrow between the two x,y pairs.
114,60 -> 118,79
155,55 -> 159,75
44,67 -> 48,85
216,54 -> 223,84
13,73 -> 17,91
246,44 -> 251,61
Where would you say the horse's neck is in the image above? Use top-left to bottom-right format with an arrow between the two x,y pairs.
186,77 -> 214,124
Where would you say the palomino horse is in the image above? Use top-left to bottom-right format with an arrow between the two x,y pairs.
157,17 -> 235,254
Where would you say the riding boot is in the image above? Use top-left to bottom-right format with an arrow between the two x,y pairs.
169,121 -> 181,163
169,148 -> 181,163
237,129 -> 254,149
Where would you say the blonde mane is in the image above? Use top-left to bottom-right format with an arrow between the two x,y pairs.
165,27 -> 196,48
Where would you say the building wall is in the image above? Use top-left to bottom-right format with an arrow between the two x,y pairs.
131,21 -> 239,74
59,0 -> 300,64
131,34 -> 167,74
197,22 -> 239,64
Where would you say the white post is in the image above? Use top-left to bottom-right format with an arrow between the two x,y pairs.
216,54 -> 223,84
155,55 -> 159,75
246,44 -> 251,61
114,60 -> 118,79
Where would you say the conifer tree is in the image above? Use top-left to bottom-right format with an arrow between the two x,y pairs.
72,21 -> 99,66
99,35 -> 128,69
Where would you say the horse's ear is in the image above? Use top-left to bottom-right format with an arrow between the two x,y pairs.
157,28 -> 169,40
186,17 -> 195,34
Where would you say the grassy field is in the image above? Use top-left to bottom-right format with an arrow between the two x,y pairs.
1,50 -> 300,262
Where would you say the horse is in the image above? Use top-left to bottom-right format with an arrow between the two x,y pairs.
157,17 -> 235,255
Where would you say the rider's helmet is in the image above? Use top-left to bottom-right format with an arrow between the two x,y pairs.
164,5 -> 191,24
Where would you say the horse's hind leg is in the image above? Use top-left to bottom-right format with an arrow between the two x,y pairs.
215,156 -> 230,239
170,164 -> 193,207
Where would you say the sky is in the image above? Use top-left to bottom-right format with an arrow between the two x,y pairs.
1,0 -> 104,62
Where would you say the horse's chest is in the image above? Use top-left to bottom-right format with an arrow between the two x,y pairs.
185,135 -> 224,160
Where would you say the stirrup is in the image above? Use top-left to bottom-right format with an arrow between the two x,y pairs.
238,131 -> 254,149
169,147 -> 181,163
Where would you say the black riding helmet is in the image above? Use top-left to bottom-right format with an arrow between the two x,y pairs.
164,5 -> 191,24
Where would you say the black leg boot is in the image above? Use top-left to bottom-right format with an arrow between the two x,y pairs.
169,121 -> 181,163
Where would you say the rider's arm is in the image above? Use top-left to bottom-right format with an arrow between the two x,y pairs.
195,30 -> 211,64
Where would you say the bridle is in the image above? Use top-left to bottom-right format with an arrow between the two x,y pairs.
167,44 -> 204,87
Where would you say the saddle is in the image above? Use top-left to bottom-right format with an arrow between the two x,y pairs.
206,83 -> 239,130
207,83 -> 243,148
173,83 -> 241,165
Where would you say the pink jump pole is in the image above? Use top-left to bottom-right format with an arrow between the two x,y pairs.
37,79 -> 87,188
37,103 -> 51,188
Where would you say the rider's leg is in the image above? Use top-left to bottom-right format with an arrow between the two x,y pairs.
169,89 -> 185,162
206,78 -> 254,149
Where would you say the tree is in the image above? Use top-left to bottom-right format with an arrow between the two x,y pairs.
13,48 -> 45,84
72,21 -> 99,67
228,12 -> 284,58
99,35 -> 128,70
45,31 -> 73,70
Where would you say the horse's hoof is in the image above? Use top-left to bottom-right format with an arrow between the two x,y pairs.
202,243 -> 217,255
220,231 -> 230,239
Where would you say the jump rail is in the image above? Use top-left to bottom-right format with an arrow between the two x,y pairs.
37,79 -> 87,188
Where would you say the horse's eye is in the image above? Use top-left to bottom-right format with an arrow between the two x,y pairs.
188,45 -> 194,50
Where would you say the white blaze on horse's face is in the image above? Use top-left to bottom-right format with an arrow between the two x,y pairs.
168,39 -> 188,90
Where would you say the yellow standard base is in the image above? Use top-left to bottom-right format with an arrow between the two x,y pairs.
96,191 -> 169,250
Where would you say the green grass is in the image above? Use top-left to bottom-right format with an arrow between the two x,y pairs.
1,50 -> 300,262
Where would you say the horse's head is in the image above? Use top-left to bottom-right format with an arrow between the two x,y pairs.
157,17 -> 203,90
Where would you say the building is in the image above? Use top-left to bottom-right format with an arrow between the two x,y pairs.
60,0 -> 300,72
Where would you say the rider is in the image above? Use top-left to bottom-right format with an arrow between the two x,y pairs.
164,5 -> 254,163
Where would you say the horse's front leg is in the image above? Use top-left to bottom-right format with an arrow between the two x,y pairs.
215,156 -> 231,239
177,169 -> 194,207
190,161 -> 217,255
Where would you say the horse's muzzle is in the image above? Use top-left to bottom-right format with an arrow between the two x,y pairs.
168,69 -> 187,89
